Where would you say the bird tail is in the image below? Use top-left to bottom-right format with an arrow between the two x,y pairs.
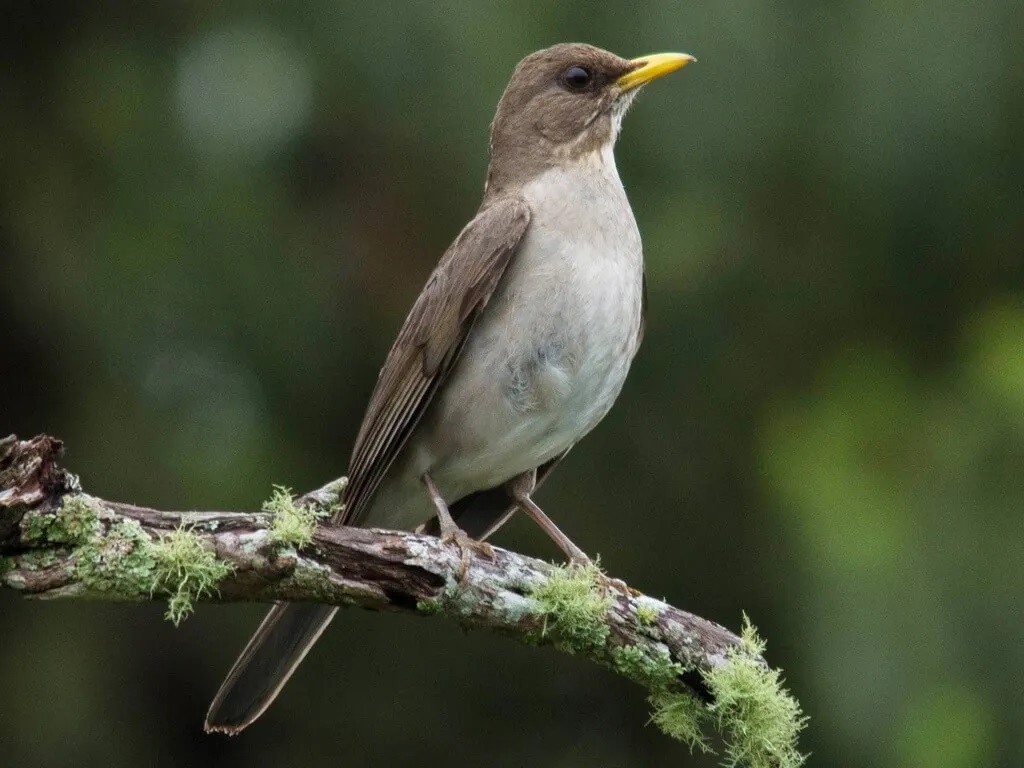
204,602 -> 338,735
205,453 -> 569,734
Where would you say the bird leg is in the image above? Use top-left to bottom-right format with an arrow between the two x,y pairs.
507,471 -> 591,565
421,473 -> 494,578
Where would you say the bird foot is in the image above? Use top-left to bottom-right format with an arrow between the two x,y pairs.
439,527 -> 494,581
561,553 -> 627,593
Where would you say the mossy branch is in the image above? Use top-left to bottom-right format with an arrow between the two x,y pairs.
0,434 -> 806,766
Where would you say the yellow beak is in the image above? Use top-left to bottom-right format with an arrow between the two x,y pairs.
616,52 -> 696,91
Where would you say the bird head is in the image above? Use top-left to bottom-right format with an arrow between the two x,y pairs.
486,43 -> 694,192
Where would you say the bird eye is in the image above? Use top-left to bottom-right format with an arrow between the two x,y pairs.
562,65 -> 593,90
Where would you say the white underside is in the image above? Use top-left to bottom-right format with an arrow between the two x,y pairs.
364,144 -> 644,530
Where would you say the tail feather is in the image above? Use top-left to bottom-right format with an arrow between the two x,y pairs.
206,450 -> 569,734
204,603 -> 338,735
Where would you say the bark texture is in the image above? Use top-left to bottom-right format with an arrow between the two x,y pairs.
2,433 -> 807,766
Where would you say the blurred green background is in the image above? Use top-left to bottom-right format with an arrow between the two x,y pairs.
2,2 -> 1022,766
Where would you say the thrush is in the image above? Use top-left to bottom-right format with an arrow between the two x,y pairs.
205,42 -> 693,734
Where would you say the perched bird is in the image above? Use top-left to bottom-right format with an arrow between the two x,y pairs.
205,42 -> 693,735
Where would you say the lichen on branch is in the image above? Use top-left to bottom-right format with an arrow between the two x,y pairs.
151,526 -> 235,625
527,560 -> 612,652
0,433 -> 807,764
18,494 -> 233,624
704,617 -> 808,768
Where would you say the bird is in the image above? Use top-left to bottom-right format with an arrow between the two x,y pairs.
205,42 -> 694,735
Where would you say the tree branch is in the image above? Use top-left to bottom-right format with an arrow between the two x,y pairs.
0,433 -> 806,767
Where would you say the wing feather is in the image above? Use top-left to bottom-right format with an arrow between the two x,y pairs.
338,197 -> 532,526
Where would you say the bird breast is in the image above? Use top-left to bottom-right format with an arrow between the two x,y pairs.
421,149 -> 644,494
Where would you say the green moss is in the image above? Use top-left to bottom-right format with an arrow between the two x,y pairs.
22,496 -> 101,545
612,643 -> 686,690
75,518 -> 158,597
416,597 -> 442,615
0,556 -> 14,580
635,602 -> 660,626
633,614 -> 806,764
325,476 -> 348,518
58,497 -> 103,541
151,525 -> 234,626
283,561 -> 336,603
264,485 -> 324,549
22,512 -> 53,542
528,561 -> 612,654
650,689 -> 712,754
704,616 -> 808,768
613,641 -> 709,754
74,519 -> 232,625
13,494 -> 234,625
17,549 -> 67,571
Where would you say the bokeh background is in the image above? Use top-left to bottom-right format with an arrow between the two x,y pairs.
2,2 -> 1022,766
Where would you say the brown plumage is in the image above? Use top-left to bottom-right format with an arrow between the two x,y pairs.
205,42 -> 693,735
343,198 -> 531,526
486,44 -> 638,193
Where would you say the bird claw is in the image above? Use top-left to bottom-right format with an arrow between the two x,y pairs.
440,528 -> 494,582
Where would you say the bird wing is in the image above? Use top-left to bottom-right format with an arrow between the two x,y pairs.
339,196 -> 532,526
